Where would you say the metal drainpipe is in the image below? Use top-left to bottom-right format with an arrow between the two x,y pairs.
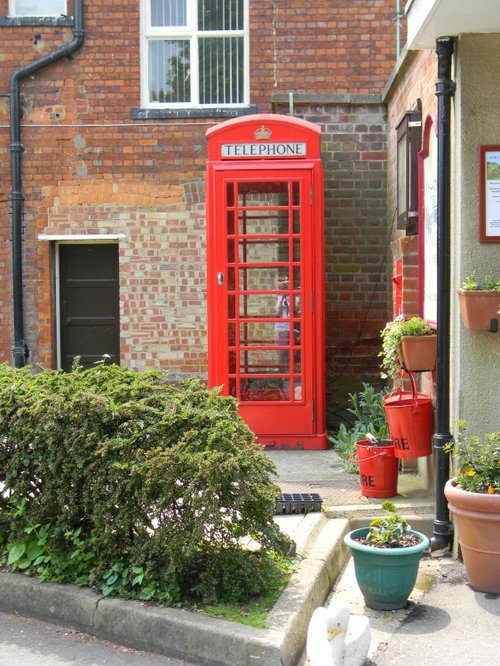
9,0 -> 84,368
431,36 -> 456,551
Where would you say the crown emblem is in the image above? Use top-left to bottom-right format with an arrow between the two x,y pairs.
254,125 -> 272,140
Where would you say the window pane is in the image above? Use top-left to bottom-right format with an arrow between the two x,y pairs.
12,0 -> 65,15
149,40 -> 191,103
151,0 -> 187,27
199,37 -> 243,104
198,0 -> 244,31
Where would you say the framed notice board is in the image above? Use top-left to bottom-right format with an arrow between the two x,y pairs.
480,145 -> 500,242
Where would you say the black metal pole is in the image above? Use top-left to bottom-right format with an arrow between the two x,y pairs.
432,36 -> 456,550
9,0 -> 84,368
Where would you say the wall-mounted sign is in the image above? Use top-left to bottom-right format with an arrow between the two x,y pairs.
221,142 -> 307,158
480,145 -> 500,242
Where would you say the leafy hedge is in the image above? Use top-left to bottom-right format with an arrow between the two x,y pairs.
0,363 -> 289,603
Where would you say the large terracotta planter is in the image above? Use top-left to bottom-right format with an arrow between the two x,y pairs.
398,335 -> 437,372
445,479 -> 500,593
344,527 -> 430,610
457,288 -> 500,331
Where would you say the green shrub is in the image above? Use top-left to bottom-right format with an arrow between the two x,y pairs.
0,363 -> 289,604
329,383 -> 389,472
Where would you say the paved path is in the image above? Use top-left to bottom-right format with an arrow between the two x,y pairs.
0,612 -> 196,666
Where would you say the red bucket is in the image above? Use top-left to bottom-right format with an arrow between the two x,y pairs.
383,373 -> 433,459
350,439 -> 398,498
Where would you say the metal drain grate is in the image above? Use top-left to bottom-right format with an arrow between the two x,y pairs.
275,492 -> 322,515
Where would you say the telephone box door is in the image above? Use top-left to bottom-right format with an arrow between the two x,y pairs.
206,115 -> 326,449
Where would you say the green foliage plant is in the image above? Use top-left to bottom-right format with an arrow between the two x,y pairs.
0,363 -> 290,606
365,501 -> 410,548
329,383 -> 389,472
461,273 -> 500,292
379,316 -> 434,380
445,420 -> 500,495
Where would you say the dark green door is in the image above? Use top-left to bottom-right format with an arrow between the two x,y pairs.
59,244 -> 120,371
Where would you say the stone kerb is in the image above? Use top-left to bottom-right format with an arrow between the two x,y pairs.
0,518 -> 350,666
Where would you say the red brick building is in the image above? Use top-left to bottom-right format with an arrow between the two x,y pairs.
0,1 -> 399,429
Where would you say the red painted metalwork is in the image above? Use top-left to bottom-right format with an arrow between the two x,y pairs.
392,258 -> 403,317
206,115 -> 326,449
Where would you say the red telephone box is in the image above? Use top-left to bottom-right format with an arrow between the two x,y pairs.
206,114 -> 326,449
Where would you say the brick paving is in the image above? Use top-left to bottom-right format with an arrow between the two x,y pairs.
266,448 -> 433,508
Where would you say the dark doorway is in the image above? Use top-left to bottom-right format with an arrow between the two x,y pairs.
59,243 -> 120,371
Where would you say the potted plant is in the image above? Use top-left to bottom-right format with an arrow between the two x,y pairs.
457,273 -> 500,331
444,420 -> 500,593
380,316 -> 437,380
343,501 -> 430,610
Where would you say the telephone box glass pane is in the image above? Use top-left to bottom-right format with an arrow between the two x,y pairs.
227,294 -> 235,318
239,239 -> 289,263
293,210 -> 301,234
239,349 -> 286,374
239,267 -> 287,291
238,210 -> 289,235
228,350 -> 236,373
293,267 -> 301,289
238,182 -> 288,207
240,378 -> 290,402
227,267 -> 235,290
238,294 -> 277,317
239,322 -> 276,345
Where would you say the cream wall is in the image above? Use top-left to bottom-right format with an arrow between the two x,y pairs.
452,33 -> 500,434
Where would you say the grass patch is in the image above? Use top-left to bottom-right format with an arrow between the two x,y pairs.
198,555 -> 296,628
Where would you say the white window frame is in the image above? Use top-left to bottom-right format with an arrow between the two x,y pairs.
140,0 -> 250,109
9,0 -> 67,16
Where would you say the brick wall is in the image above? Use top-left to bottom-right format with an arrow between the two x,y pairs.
250,0 -> 398,106
0,1 -> 397,424
274,99 -> 389,422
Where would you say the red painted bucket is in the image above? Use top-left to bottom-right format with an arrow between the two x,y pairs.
383,373 -> 433,459
350,439 -> 398,498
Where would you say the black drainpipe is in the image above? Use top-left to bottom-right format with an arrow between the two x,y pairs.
9,1 -> 84,368
431,36 -> 456,550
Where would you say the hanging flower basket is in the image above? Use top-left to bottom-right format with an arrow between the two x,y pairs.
398,334 -> 437,373
457,288 -> 500,332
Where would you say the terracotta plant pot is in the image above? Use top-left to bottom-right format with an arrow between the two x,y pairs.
457,288 -> 500,331
398,334 -> 437,372
445,479 -> 500,593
